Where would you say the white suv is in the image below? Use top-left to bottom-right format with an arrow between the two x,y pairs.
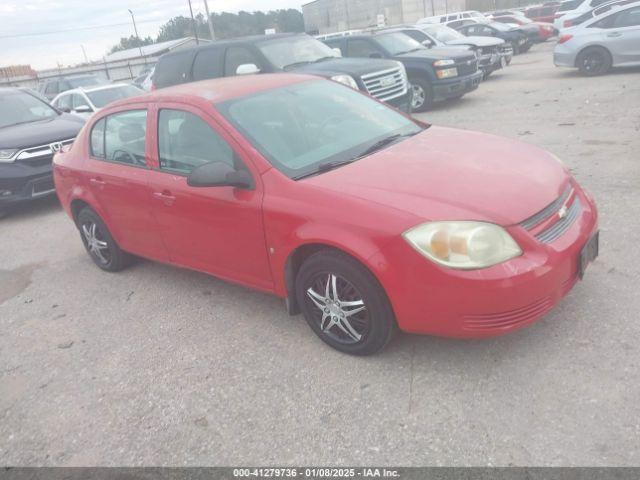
418,10 -> 488,24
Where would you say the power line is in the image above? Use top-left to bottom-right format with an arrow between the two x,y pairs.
0,19 -> 161,39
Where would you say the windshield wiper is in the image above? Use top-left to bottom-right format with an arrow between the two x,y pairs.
353,133 -> 413,160
282,60 -> 313,70
293,159 -> 356,180
312,56 -> 337,63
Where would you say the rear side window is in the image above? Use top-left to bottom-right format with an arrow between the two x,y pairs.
612,5 -> 640,26
154,52 -> 194,88
91,110 -> 147,166
90,118 -> 106,158
192,48 -> 223,81
158,109 -> 236,174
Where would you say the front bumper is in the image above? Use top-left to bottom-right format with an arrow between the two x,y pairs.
0,161 -> 55,208
432,71 -> 483,101
384,88 -> 413,113
370,186 -> 598,338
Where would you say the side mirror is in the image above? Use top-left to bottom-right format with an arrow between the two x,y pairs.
236,63 -> 261,75
331,47 -> 343,57
369,52 -> 383,58
422,39 -> 435,47
187,162 -> 253,189
74,105 -> 92,113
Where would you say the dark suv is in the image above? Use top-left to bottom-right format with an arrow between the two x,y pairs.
0,88 -> 84,216
321,32 -> 483,112
153,33 -> 412,113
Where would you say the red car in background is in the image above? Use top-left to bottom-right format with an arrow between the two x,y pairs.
53,75 -> 599,355
492,15 -> 558,40
525,3 -> 561,22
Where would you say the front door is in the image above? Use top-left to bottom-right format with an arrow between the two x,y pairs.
146,105 -> 273,291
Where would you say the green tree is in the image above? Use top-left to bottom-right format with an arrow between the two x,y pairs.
109,35 -> 154,53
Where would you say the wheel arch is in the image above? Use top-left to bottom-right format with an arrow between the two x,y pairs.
574,43 -> 612,68
282,241 -> 389,316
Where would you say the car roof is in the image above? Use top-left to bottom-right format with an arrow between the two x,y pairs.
105,74 -> 316,110
57,83 -> 132,95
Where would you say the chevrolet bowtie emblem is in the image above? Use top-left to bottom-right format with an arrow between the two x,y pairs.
558,205 -> 568,219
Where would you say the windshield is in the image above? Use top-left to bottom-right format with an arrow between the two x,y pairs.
218,80 -> 422,179
422,24 -> 466,41
68,76 -> 103,88
87,85 -> 143,108
257,36 -> 339,70
0,90 -> 59,128
558,0 -> 583,11
375,33 -> 424,55
489,21 -> 514,31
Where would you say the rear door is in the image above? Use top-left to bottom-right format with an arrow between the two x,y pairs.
600,6 -> 640,64
146,103 -> 272,291
85,108 -> 167,260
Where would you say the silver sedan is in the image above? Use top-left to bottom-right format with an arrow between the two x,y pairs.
554,1 -> 640,75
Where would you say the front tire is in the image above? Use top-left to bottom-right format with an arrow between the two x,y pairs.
295,250 -> 395,355
409,77 -> 434,112
77,207 -> 130,272
577,47 -> 612,76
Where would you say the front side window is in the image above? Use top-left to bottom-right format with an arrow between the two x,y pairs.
158,109 -> 236,175
218,80 -> 422,180
375,33 -> 424,55
224,46 -> 261,76
71,94 -> 88,109
91,110 -> 147,166
424,25 -> 465,42
257,35 -> 339,70
45,82 -> 59,95
55,94 -> 73,111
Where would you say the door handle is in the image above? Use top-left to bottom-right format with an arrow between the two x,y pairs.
153,190 -> 176,205
89,177 -> 106,186
606,32 -> 622,37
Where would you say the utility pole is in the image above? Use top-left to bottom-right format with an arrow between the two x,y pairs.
187,0 -> 200,44
203,0 -> 215,40
128,9 -> 147,64
80,45 -> 89,64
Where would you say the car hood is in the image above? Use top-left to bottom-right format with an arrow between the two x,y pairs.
293,57 -> 400,77
445,36 -> 504,47
0,113 -> 84,150
396,47 -> 474,61
305,126 -> 569,225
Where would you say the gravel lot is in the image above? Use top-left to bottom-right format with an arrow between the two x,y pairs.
1,41 -> 639,466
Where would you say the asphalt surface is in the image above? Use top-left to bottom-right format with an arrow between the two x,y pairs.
1,41 -> 639,466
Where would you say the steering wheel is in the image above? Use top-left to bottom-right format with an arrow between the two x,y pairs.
112,149 -> 143,166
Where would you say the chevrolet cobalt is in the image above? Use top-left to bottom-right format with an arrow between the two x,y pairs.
54,75 -> 598,355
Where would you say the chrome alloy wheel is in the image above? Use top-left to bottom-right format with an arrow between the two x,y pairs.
411,83 -> 426,110
81,221 -> 110,265
306,273 -> 368,345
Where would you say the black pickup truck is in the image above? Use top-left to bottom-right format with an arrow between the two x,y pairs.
153,33 -> 412,113
0,88 -> 84,217
321,31 -> 483,112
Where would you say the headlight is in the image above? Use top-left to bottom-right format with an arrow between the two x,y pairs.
0,149 -> 18,163
331,74 -> 358,90
433,59 -> 455,67
403,221 -> 522,269
435,67 -> 458,79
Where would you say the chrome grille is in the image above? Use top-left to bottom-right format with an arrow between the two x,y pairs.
520,185 -> 572,230
15,138 -> 75,166
535,197 -> 582,244
454,57 -> 478,76
361,67 -> 408,102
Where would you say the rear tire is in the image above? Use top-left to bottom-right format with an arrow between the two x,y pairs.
409,77 -> 434,112
77,207 -> 130,272
576,46 -> 612,76
295,250 -> 395,355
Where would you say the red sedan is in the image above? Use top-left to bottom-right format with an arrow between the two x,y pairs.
492,15 -> 558,41
53,75 -> 598,355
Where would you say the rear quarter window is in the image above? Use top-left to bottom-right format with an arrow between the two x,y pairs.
154,52 -> 195,88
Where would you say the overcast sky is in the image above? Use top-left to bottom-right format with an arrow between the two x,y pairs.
0,0 -> 303,70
